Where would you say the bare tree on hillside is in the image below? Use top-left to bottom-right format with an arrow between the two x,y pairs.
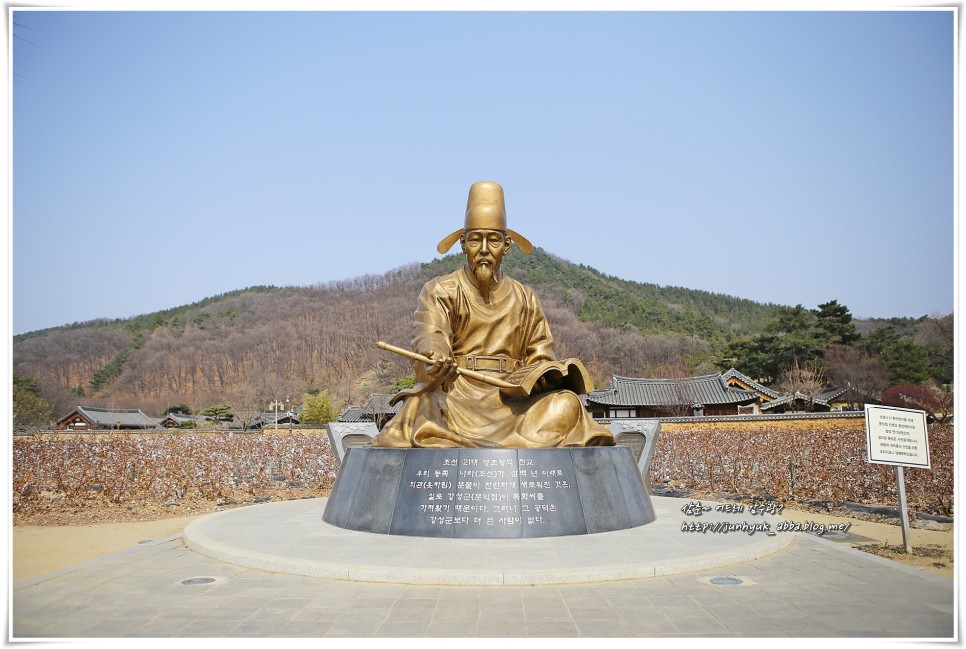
915,314 -> 954,382
778,360 -> 827,411
231,386 -> 265,432
824,345 -> 890,407
667,379 -> 702,417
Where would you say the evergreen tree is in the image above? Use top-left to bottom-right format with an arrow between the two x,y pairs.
860,325 -> 902,354
393,375 -> 415,391
718,336 -> 781,384
13,374 -> 52,431
201,403 -> 234,422
301,390 -> 336,424
720,305 -> 824,386
814,300 -> 860,346
881,339 -> 940,385
764,305 -> 824,375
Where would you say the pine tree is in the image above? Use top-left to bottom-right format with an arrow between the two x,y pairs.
301,390 -> 335,424
814,300 -> 860,346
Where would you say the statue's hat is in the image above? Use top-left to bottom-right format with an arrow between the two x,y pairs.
436,181 -> 534,255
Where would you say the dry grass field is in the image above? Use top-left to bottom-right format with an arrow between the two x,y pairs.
12,419 -> 954,526
13,430 -> 339,525
653,418 -> 953,517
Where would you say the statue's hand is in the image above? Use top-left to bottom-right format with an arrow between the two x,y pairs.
423,350 -> 459,386
534,373 -> 564,395
534,376 -> 552,394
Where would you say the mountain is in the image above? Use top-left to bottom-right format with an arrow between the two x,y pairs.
10,248 -> 824,418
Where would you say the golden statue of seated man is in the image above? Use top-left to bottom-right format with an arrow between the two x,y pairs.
372,181 -> 614,449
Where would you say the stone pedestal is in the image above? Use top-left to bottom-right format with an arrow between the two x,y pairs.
322,446 -> 656,538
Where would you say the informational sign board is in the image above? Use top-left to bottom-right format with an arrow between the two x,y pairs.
864,404 -> 931,469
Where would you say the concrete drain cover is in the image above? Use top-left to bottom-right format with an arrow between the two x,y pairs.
710,577 -> 744,586
181,577 -> 217,586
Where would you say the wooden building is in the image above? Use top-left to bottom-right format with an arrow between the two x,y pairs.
336,394 -> 402,430
55,405 -> 160,431
721,368 -> 780,411
255,410 -> 301,429
584,373 -> 760,419
760,385 -> 877,413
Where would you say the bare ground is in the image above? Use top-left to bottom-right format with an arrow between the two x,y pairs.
778,505 -> 953,579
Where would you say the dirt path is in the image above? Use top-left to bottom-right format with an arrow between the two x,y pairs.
780,506 -> 953,579
13,506 -> 953,584
13,514 -> 202,584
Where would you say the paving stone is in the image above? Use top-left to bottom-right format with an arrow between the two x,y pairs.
522,603 -> 573,621
276,619 -> 336,637
561,596 -> 608,611
478,609 -> 526,625
384,607 -> 435,624
221,595 -> 281,609
351,596 -> 398,608
659,612 -> 728,633
246,606 -> 302,624
303,596 -> 358,610
477,622 -> 529,637
267,597 -> 314,609
573,620 -> 631,636
173,606 -> 253,621
621,614 -> 683,635
568,607 -> 624,623
376,621 -> 431,637
153,618 -> 242,637
130,618 -> 201,638
79,617 -> 160,637
426,621 -> 480,637
326,606 -> 392,621
324,619 -> 383,637
432,608 -> 480,622
227,618 -> 290,637
526,621 -> 579,636
392,597 -> 438,609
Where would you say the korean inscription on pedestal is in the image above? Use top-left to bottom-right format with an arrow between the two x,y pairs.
391,448 -> 584,538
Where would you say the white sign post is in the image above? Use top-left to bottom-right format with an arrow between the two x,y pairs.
864,404 -> 931,553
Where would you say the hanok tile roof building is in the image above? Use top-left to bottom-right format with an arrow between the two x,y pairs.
760,385 -> 875,413
760,391 -> 834,413
256,410 -> 301,428
721,368 -> 781,406
336,394 -> 402,429
159,413 -> 198,428
585,373 -> 760,419
55,405 -> 160,431
337,405 -> 368,423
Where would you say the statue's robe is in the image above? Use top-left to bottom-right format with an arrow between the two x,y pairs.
372,267 -> 614,448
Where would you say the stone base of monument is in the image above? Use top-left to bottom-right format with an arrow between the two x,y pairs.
322,446 -> 655,538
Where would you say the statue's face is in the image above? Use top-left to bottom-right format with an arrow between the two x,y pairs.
461,229 -> 510,274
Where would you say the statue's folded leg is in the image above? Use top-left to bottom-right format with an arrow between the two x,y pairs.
515,390 -> 614,447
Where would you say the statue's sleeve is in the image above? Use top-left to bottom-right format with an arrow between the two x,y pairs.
524,289 -> 557,364
411,279 -> 455,377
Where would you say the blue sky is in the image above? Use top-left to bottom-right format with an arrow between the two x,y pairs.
10,8 -> 955,335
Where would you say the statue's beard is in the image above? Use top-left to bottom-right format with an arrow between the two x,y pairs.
472,262 -> 497,303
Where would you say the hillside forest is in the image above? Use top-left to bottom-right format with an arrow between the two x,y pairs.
12,249 -> 954,430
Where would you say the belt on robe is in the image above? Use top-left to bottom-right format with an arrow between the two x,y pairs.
454,354 -> 522,374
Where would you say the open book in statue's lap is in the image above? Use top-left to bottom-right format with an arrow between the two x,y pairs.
500,357 -> 593,399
